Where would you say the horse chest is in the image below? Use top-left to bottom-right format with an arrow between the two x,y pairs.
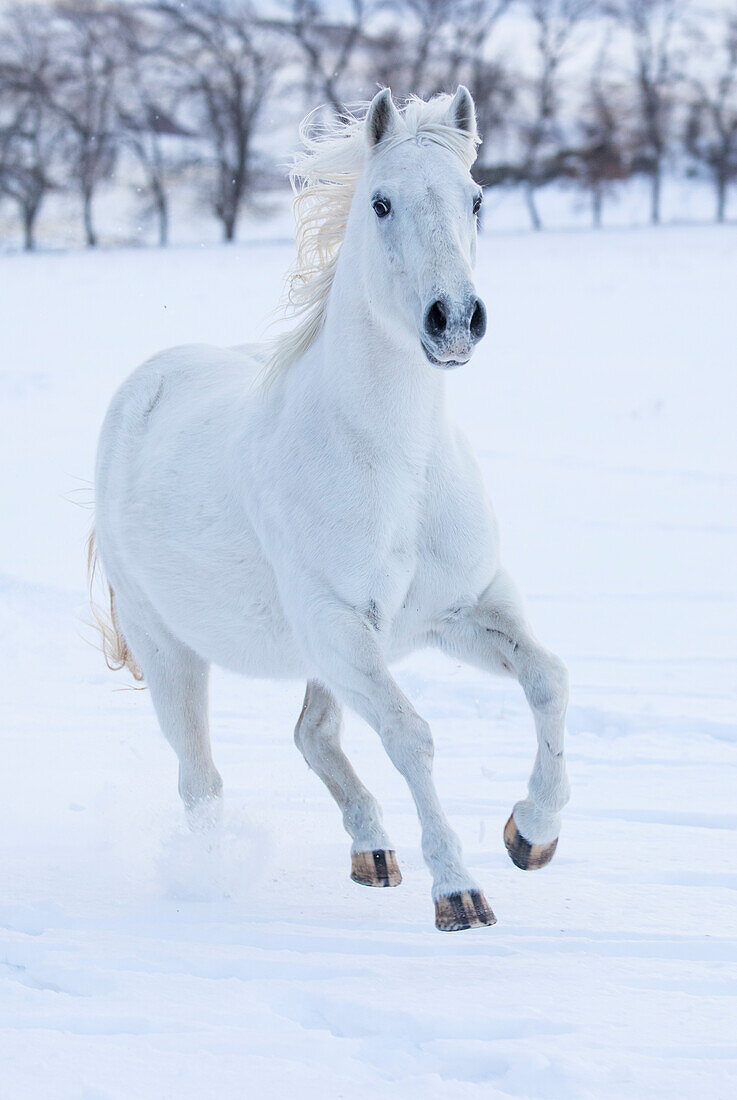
362,483 -> 472,642
333,460 -> 422,618
369,527 -> 418,608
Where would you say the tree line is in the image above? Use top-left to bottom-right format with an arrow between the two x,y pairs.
1,0 -> 736,250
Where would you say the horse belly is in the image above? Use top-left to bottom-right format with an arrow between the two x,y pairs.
139,545 -> 307,679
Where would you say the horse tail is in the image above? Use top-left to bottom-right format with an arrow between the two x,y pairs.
86,529 -> 144,682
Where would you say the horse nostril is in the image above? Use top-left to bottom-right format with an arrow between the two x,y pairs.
470,298 -> 487,342
425,299 -> 447,338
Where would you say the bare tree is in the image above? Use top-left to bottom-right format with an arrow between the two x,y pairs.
401,0 -> 463,95
0,103 -> 55,251
684,10 -> 737,223
114,9 -> 192,246
442,0 -> 512,90
268,0 -> 368,116
573,49 -> 631,226
382,0 -> 508,98
618,0 -> 684,224
437,0 -> 515,182
467,56 -> 516,174
154,0 -> 275,243
1,0 -> 734,248
0,6 -> 61,249
362,0 -> 512,165
42,2 -> 123,247
518,0 -> 595,230
361,23 -> 413,98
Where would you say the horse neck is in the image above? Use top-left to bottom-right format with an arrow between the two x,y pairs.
311,235 -> 447,455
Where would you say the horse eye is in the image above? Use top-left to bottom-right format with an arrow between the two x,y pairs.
372,197 -> 391,218
473,193 -> 483,215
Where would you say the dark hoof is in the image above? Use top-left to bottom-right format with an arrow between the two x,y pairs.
435,890 -> 496,932
504,814 -> 558,870
351,850 -> 402,888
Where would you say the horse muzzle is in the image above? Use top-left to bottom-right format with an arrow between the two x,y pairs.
421,293 -> 487,368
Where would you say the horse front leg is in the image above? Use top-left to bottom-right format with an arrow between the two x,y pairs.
297,608 -> 496,931
294,680 -> 401,887
436,567 -> 570,870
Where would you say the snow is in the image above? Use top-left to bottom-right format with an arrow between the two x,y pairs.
1,224 -> 736,1098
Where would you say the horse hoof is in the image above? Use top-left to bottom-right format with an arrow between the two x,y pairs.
435,890 -> 496,932
504,814 -> 558,870
351,850 -> 402,888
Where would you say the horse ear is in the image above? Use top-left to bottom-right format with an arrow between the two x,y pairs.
448,85 -> 478,139
365,88 -> 399,148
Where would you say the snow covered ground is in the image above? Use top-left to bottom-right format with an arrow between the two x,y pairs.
1,224 -> 736,1098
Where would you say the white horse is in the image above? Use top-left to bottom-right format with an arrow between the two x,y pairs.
90,87 -> 570,932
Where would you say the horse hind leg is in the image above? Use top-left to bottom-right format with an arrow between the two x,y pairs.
113,596 -> 223,830
294,681 -> 401,887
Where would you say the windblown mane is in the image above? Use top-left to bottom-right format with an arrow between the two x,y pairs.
260,93 -> 480,386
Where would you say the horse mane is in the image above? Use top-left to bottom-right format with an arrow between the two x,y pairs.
260,93 -> 480,387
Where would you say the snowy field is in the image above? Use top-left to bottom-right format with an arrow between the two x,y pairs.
1,224 -> 736,1098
